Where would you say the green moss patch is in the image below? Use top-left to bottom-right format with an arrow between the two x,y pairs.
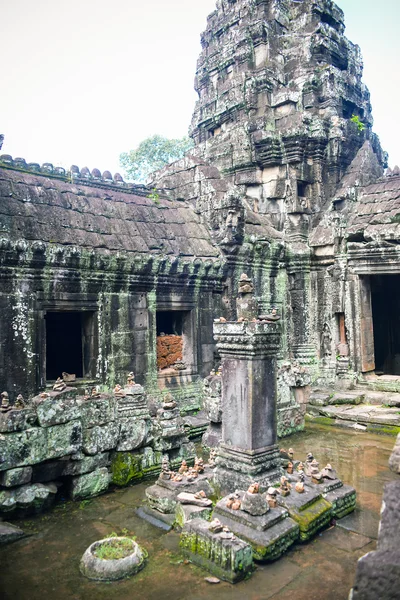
111,452 -> 143,487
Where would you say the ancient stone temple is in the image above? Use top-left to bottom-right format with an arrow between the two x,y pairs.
0,0 -> 399,514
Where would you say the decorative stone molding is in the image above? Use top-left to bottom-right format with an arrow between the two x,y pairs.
213,321 -> 281,358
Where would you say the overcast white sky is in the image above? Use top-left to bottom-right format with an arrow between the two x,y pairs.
1,0 -> 399,176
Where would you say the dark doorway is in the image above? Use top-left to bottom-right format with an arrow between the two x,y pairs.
156,311 -> 185,336
45,312 -> 84,380
371,275 -> 400,375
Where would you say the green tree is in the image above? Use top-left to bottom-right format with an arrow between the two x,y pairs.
119,134 -> 193,183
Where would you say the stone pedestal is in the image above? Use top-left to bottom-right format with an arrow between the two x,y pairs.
213,321 -> 282,493
214,493 -> 299,561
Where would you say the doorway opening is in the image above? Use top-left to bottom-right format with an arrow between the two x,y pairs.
45,311 -> 96,380
156,310 -> 191,372
371,275 -> 400,375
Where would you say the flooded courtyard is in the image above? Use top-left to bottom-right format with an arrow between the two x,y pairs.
0,424 -> 396,600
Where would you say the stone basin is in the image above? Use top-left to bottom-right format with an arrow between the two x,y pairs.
80,536 -> 146,581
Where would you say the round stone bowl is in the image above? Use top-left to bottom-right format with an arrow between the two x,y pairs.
80,537 -> 146,581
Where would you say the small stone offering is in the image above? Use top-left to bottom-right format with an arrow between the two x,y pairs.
279,476 -> 292,497
295,481 -> 305,494
53,377 -> 66,392
194,456 -> 204,474
259,307 -> 280,322
209,518 -> 223,533
127,372 -> 136,386
238,273 -> 254,294
208,449 -> 217,467
114,384 -> 125,397
15,394 -> 26,409
159,455 -> 171,481
241,482 -> 269,515
0,391 -> 11,412
321,463 -> 337,480
287,461 -> 294,474
163,393 -> 177,409
266,487 -> 278,508
62,372 -> 76,382
179,460 -> 188,474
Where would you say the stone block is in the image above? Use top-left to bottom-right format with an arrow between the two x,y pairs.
175,503 -> 212,528
0,521 -> 25,544
180,518 -> 253,583
388,434 -> 400,475
46,420 -> 82,459
70,467 -> 109,500
110,451 -> 143,486
36,395 -> 81,427
117,417 -> 151,451
376,480 -> 400,553
277,488 -> 332,541
352,549 -> 400,600
0,427 -> 48,471
82,422 -> 120,455
62,452 -> 110,477
0,466 -> 32,487
80,396 -> 116,428
214,495 -> 299,561
146,484 -> 178,514
0,483 -> 57,515
0,409 -> 37,433
324,484 -> 356,519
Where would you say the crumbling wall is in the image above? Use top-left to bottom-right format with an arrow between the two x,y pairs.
0,384 -> 195,517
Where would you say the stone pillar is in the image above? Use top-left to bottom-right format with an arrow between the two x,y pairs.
213,320 -> 282,493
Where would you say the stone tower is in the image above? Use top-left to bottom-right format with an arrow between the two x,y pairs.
190,0 -> 385,231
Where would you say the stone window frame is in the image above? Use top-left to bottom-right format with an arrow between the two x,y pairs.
37,296 -> 99,386
155,297 -> 197,379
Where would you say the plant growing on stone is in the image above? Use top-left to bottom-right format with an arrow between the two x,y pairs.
148,188 -> 160,205
350,114 -> 366,132
94,537 -> 136,560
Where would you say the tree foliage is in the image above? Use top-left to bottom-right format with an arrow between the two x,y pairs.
119,134 -> 193,183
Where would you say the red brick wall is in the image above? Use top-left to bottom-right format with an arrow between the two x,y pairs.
156,335 -> 183,370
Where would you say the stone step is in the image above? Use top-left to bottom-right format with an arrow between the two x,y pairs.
0,521 -> 25,544
354,389 -> 400,407
309,390 -> 364,407
358,375 -> 400,394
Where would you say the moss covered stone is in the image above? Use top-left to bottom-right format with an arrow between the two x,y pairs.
110,452 -> 143,487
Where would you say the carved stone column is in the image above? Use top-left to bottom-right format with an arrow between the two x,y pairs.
213,320 -> 282,493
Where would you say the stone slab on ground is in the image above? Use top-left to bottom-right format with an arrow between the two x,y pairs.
175,503 -> 212,528
213,498 -> 299,561
337,508 -> 380,540
320,526 -> 372,552
330,392 -> 364,405
180,518 -> 253,583
309,403 -> 400,429
136,505 -> 175,531
0,521 -> 25,544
